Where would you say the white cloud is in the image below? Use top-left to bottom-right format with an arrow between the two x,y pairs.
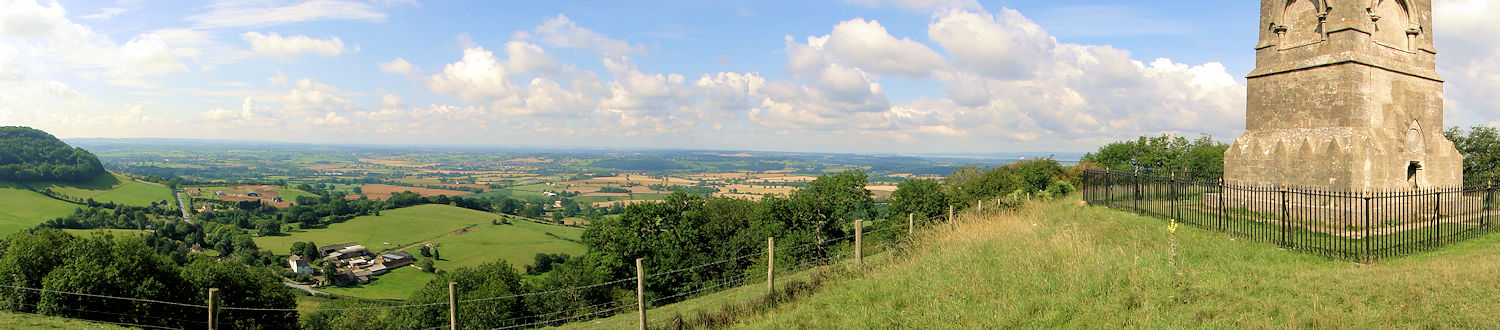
823,18 -> 946,77
380,57 -> 415,73
268,70 -> 287,86
929,9 -> 1055,79
524,14 -> 643,59
427,47 -> 522,102
189,0 -> 387,28
242,32 -> 347,57
81,7 -> 128,20
382,94 -> 403,108
0,1 -> 197,87
1435,0 -> 1500,126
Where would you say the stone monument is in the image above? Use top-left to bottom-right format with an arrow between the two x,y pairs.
1224,0 -> 1462,191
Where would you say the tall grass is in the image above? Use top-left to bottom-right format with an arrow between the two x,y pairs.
733,196 -> 1500,328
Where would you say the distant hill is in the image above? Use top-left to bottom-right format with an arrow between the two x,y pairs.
0,126 -> 106,183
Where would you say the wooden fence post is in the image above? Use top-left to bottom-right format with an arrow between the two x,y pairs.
636,258 -> 646,330
948,204 -> 954,223
908,213 -> 914,236
855,220 -> 863,265
207,288 -> 218,330
448,282 -> 457,330
977,200 -> 982,212
767,237 -> 775,296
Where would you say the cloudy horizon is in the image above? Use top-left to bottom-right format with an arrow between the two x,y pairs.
3,0 -> 1499,153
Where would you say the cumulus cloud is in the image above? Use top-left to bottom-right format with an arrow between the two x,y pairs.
928,9 -> 1055,79
822,18 -> 946,77
242,32 -> 347,57
380,57 -> 415,73
427,47 -> 522,102
0,0 -> 198,87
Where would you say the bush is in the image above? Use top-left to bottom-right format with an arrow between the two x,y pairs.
1045,180 -> 1075,196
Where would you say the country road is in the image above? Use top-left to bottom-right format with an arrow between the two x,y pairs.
176,190 -> 190,221
283,282 -> 328,296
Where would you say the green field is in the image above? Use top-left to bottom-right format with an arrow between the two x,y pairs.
714,196 -> 1500,328
254,204 -> 584,300
0,187 -> 79,235
32,173 -> 174,206
255,204 -> 502,254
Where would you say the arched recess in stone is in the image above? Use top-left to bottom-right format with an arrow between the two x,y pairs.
1279,0 -> 1325,49
1369,0 -> 1413,51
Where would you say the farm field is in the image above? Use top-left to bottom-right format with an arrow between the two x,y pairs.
326,219 -> 586,300
356,184 -> 474,200
254,204 -> 501,255
0,187 -> 78,235
32,173 -> 174,206
270,205 -> 584,300
189,184 -> 312,207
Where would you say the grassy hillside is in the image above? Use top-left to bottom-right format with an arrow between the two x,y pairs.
0,310 -> 128,329
721,196 -> 1500,328
30,173 -> 174,206
0,186 -> 78,235
257,204 -> 584,300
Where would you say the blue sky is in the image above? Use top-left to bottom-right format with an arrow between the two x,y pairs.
3,0 -> 1498,153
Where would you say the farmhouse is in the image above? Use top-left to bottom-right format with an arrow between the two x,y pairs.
288,255 -> 314,275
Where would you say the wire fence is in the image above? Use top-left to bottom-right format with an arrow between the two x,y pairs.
0,210 -> 960,330
1081,168 -> 1500,263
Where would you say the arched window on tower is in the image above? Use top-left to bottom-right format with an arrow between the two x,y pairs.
1370,0 -> 1411,51
1280,0 -> 1323,48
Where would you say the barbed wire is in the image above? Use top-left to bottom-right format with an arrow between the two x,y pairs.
458,276 -> 638,304
492,302 -> 638,330
6,301 -> 203,330
0,284 -> 207,308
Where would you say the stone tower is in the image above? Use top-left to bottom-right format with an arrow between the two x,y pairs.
1225,0 -> 1462,191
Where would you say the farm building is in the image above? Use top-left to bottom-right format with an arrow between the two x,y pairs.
380,251 -> 415,268
317,242 -> 360,257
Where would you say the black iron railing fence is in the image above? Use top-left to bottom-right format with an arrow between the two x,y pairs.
1081,168 -> 1500,263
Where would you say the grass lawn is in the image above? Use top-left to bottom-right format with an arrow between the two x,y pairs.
724,196 -> 1500,328
0,187 -> 79,235
32,173 -> 174,206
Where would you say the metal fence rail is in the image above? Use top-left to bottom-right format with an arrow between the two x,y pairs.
1081,168 -> 1499,263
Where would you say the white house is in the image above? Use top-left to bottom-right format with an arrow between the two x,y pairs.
288,255 -> 314,275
